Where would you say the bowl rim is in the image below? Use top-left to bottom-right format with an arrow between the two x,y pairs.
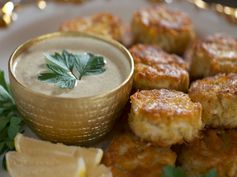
8,31 -> 134,101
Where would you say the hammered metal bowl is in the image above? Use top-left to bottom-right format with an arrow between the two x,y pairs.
9,32 -> 134,145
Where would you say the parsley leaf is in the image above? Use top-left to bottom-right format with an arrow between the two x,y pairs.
162,165 -> 185,177
0,85 -> 14,103
202,169 -> 217,177
8,116 -> 22,139
0,71 -> 9,92
161,166 -> 217,177
0,117 -> 9,132
38,50 -> 106,89
0,70 -> 24,169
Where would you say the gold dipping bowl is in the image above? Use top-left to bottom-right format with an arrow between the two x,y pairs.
8,32 -> 134,145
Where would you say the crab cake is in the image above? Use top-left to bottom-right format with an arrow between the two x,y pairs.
103,132 -> 176,177
60,13 -> 123,42
178,129 -> 237,177
129,44 -> 189,91
189,73 -> 237,128
189,34 -> 237,79
131,6 -> 195,55
129,89 -> 202,147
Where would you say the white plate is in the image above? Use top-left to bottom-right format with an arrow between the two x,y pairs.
0,0 -> 237,176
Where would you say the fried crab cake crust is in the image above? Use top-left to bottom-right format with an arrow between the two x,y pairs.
178,129 -> 237,177
189,73 -> 237,128
60,13 -> 123,42
188,34 -> 237,79
103,132 -> 177,177
131,6 -> 195,55
129,44 -> 189,91
129,89 -> 203,147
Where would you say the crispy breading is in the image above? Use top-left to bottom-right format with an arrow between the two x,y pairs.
131,6 -> 195,55
103,132 -> 177,177
189,73 -> 237,128
129,44 -> 189,91
178,129 -> 237,177
60,13 -> 123,42
188,34 -> 237,79
129,89 -> 203,147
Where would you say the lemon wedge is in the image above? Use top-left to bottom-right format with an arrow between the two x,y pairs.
88,165 -> 113,177
15,134 -> 103,167
12,134 -> 112,177
6,151 -> 86,177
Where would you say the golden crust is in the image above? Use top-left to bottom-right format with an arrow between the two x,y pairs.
130,44 -> 188,68
189,73 -> 237,128
131,6 -> 195,55
178,129 -> 237,177
189,34 -> 237,79
129,89 -> 203,146
130,89 -> 201,122
60,13 -> 123,42
129,44 -> 189,91
189,73 -> 237,95
103,132 -> 176,177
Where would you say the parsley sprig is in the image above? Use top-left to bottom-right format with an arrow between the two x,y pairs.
161,166 -> 217,177
38,50 -> 106,89
0,70 -> 24,162
162,165 -> 185,177
202,169 -> 217,177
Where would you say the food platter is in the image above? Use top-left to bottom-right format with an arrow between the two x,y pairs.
0,0 -> 237,176
1,0 -> 237,76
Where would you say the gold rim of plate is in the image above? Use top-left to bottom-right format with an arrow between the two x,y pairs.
8,31 -> 134,100
149,0 -> 237,24
1,0 -> 237,28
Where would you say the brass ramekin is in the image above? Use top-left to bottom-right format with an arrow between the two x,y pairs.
8,32 -> 134,145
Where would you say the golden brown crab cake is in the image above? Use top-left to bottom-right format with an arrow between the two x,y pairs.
103,132 -> 177,177
189,73 -> 237,128
178,129 -> 237,177
189,34 -> 237,79
129,89 -> 203,147
131,6 -> 195,55
129,44 -> 189,92
60,13 -> 123,42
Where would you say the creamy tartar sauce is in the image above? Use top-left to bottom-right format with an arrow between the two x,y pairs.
13,37 -> 130,98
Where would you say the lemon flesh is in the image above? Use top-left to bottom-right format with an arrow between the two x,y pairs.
6,151 -> 86,177
15,134 -> 103,167
88,165 -> 113,177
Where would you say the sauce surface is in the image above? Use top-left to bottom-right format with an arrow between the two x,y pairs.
13,36 -> 130,98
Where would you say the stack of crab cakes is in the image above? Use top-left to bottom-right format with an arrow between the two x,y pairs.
181,35 -> 237,176
127,9 -> 202,149
130,6 -> 237,177
104,5 -> 203,177
59,5 -> 237,177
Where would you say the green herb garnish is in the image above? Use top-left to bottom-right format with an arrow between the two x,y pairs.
161,166 -> 217,177
202,169 -> 217,177
0,70 -> 24,167
161,165 -> 185,177
38,50 -> 106,89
